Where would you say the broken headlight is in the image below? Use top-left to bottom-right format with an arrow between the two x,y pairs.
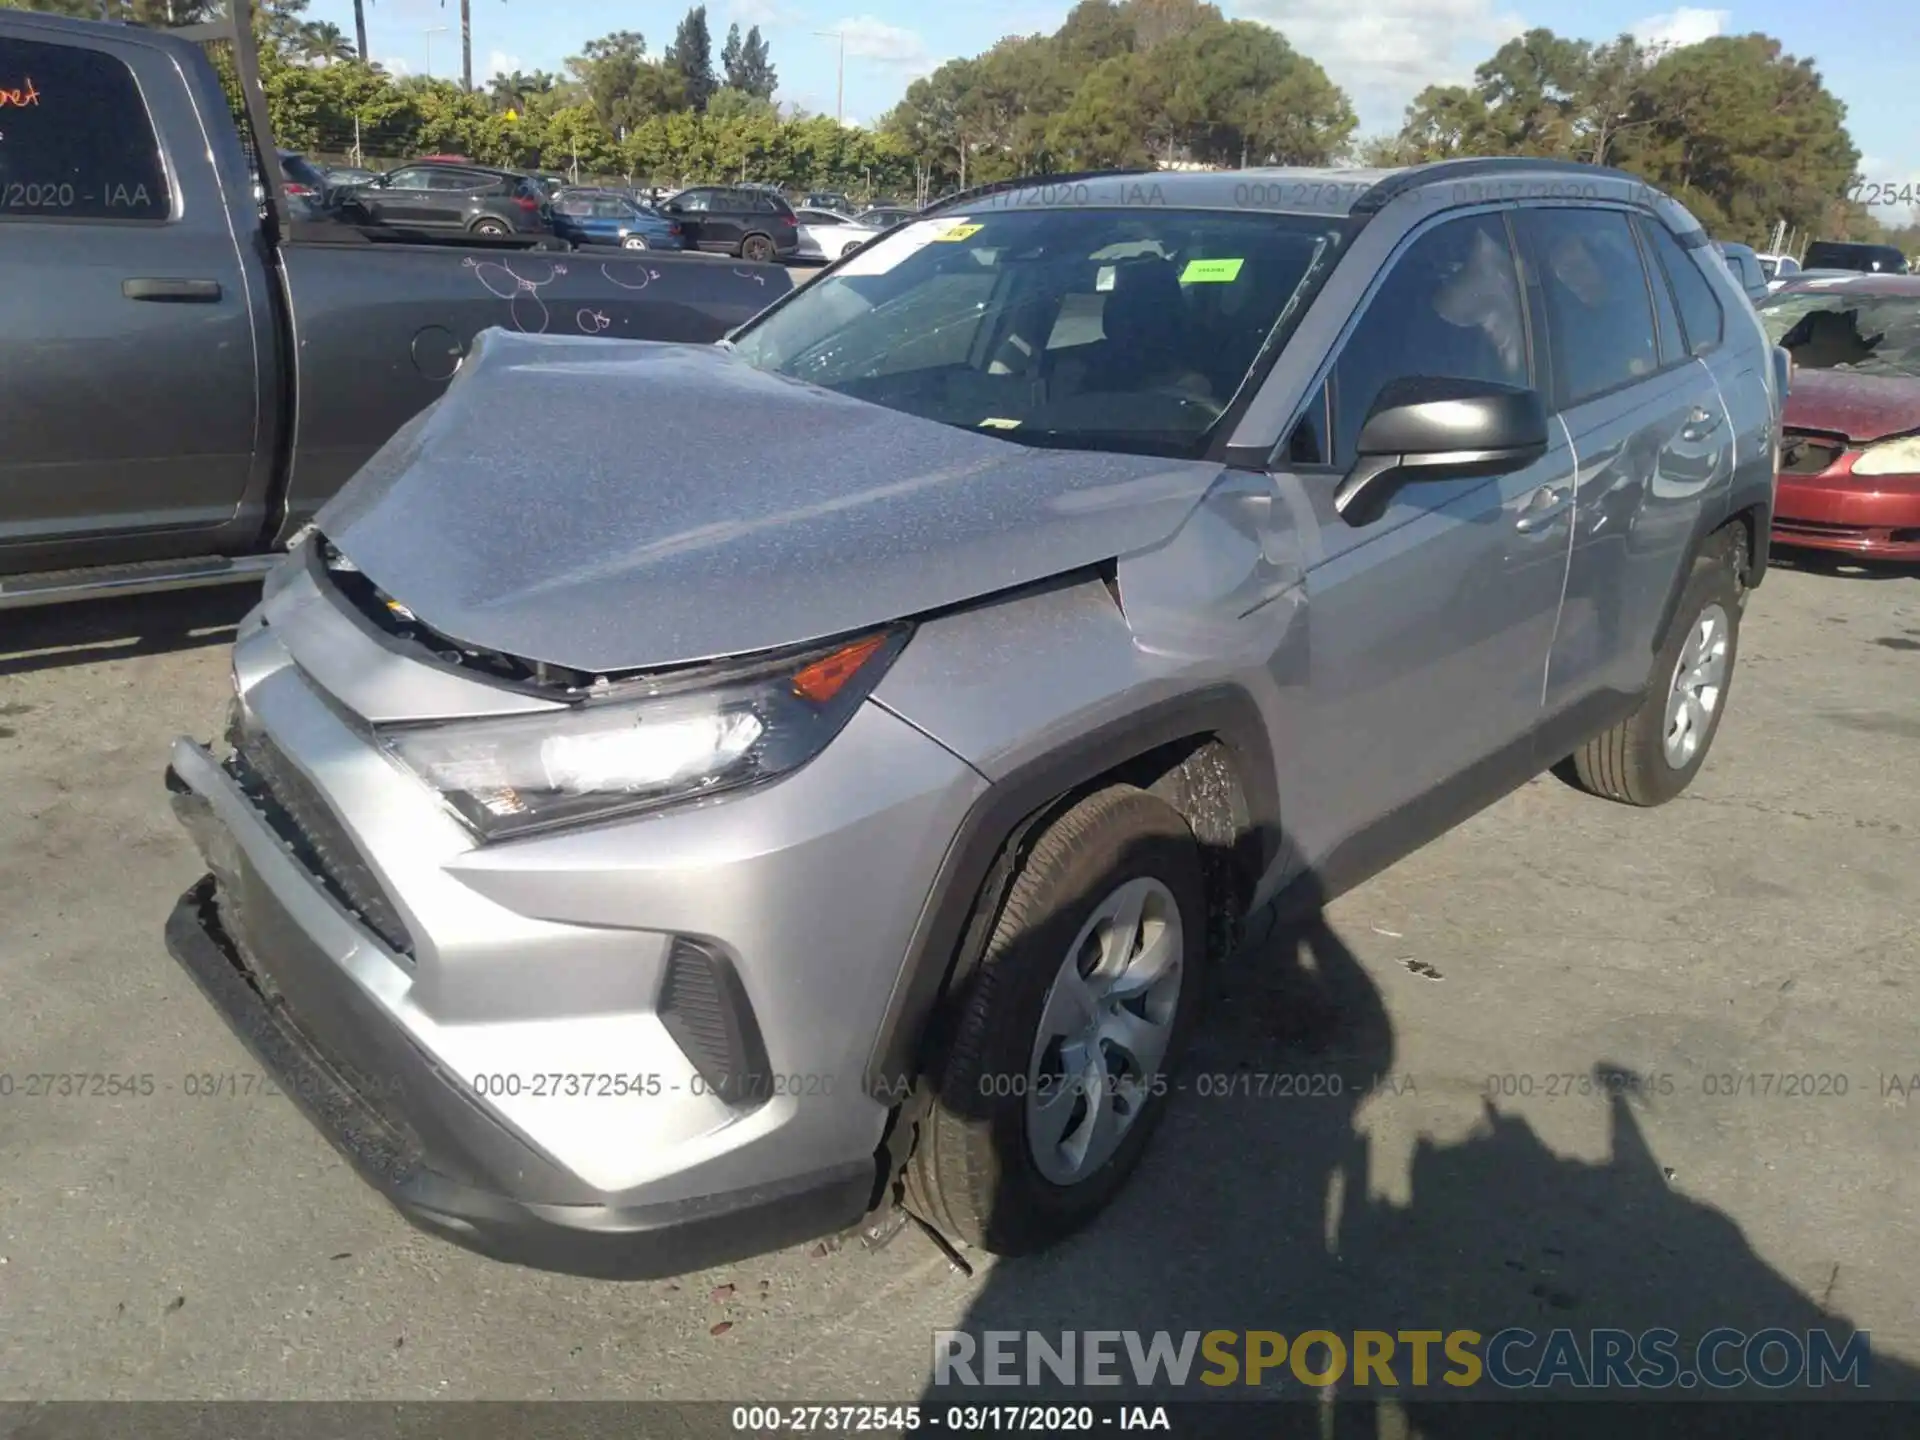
376,627 -> 908,841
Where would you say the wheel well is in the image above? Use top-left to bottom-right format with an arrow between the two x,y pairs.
1722,503 -> 1762,587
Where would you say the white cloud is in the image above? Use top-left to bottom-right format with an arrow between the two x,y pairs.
1235,0 -> 1525,132
832,16 -> 936,76
1630,7 -> 1729,50
728,0 -> 790,26
487,49 -> 523,79
378,55 -> 412,76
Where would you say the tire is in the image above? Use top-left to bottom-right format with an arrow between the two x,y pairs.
740,232 -> 775,263
1556,532 -> 1743,807
470,218 -> 509,237
841,240 -> 864,259
906,785 -> 1207,1254
622,234 -> 649,250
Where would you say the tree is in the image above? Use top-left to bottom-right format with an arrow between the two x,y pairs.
352,0 -> 369,62
737,25 -> 777,100
569,31 -> 683,137
666,5 -> 716,113
297,21 -> 355,65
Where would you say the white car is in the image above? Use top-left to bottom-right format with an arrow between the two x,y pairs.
1756,252 -> 1801,291
793,207 -> 874,263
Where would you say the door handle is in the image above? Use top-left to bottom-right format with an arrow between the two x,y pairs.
1515,486 -> 1572,533
123,277 -> 223,303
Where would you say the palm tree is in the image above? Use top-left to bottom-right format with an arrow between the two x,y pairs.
298,20 -> 355,65
440,0 -> 477,90
352,0 -> 369,62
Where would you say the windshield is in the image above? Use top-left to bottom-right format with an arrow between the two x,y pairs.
728,207 -> 1346,459
1758,291 -> 1920,377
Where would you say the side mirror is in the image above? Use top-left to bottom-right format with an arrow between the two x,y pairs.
1333,377 -> 1549,527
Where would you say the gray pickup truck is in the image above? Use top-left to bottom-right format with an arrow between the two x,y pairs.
0,8 -> 790,609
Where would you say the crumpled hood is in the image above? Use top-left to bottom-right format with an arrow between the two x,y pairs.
316,329 -> 1225,673
1783,368 -> 1920,444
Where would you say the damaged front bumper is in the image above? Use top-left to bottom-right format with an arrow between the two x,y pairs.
162,747 -> 876,1279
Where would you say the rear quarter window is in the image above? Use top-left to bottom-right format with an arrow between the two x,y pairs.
0,35 -> 170,222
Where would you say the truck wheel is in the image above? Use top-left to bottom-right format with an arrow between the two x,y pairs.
1556,536 -> 1742,807
471,218 -> 509,237
907,785 -> 1205,1255
740,233 -> 775,263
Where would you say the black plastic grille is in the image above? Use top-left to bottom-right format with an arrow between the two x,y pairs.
658,939 -> 769,1107
226,713 -> 416,959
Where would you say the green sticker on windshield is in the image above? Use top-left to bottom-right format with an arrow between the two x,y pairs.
1180,257 -> 1244,284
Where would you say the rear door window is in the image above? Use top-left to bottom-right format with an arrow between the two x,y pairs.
1518,208 -> 1661,407
0,35 -> 170,221
1643,222 -> 1724,356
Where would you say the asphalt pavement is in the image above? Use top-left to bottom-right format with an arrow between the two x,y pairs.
1,551 -> 1917,1402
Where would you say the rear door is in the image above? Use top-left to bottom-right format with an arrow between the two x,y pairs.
419,166 -> 484,228
0,22 -> 266,566
1517,206 -> 1731,722
670,187 -> 713,248
704,189 -> 749,251
369,166 -> 440,225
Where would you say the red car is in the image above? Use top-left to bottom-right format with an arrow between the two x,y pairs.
1757,273 -> 1920,559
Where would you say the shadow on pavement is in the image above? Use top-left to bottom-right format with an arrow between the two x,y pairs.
919,890 -> 1918,1436
0,586 -> 256,677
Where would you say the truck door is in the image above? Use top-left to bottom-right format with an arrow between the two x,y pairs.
0,23 -> 266,568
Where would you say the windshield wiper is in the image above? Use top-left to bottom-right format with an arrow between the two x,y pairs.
966,426 -> 1202,460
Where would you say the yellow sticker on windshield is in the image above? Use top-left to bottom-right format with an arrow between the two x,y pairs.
930,222 -> 984,241
1180,257 -> 1244,283
978,417 -> 1021,430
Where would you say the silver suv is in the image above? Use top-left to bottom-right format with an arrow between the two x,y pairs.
165,160 -> 1783,1278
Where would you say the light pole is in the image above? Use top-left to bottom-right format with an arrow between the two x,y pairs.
421,25 -> 449,79
814,29 -> 845,124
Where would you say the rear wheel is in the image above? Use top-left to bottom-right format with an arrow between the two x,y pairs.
740,232 -> 776,263
1556,534 -> 1743,807
906,786 -> 1206,1254
622,234 -> 649,250
470,217 -> 509,237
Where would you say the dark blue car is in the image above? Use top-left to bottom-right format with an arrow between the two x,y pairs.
549,189 -> 688,251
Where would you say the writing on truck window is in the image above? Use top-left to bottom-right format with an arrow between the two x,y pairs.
0,40 -> 169,222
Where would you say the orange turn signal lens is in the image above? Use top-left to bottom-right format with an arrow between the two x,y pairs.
791,632 -> 890,704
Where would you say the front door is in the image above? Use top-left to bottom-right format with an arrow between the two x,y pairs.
1269,210 -> 1576,875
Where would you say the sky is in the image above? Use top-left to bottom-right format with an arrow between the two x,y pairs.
301,0 -> 1919,222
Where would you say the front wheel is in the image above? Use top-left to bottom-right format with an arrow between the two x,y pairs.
907,786 -> 1206,1255
1556,534 -> 1743,806
622,234 -> 649,250
740,232 -> 776,263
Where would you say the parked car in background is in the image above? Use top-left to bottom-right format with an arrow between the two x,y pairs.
1756,252 -> 1800,289
793,207 -> 873,262
1801,240 -> 1909,274
804,190 -> 855,212
0,8 -> 793,610
549,188 -> 687,250
163,159 -> 1777,1281
1715,241 -> 1769,305
341,160 -> 554,240
661,185 -> 800,261
1758,273 -> 1920,559
278,149 -> 331,202
856,205 -> 918,228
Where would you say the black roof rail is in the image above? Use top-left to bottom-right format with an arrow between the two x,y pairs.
922,168 -> 1161,215
1352,157 -> 1661,215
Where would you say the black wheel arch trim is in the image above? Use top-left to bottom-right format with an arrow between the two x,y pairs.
864,684 -> 1281,1097
1650,495 -> 1770,659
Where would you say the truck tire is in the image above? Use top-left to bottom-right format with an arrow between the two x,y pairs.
740,233 -> 775,263
471,218 -> 509,237
906,785 -> 1205,1254
1556,534 -> 1742,807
